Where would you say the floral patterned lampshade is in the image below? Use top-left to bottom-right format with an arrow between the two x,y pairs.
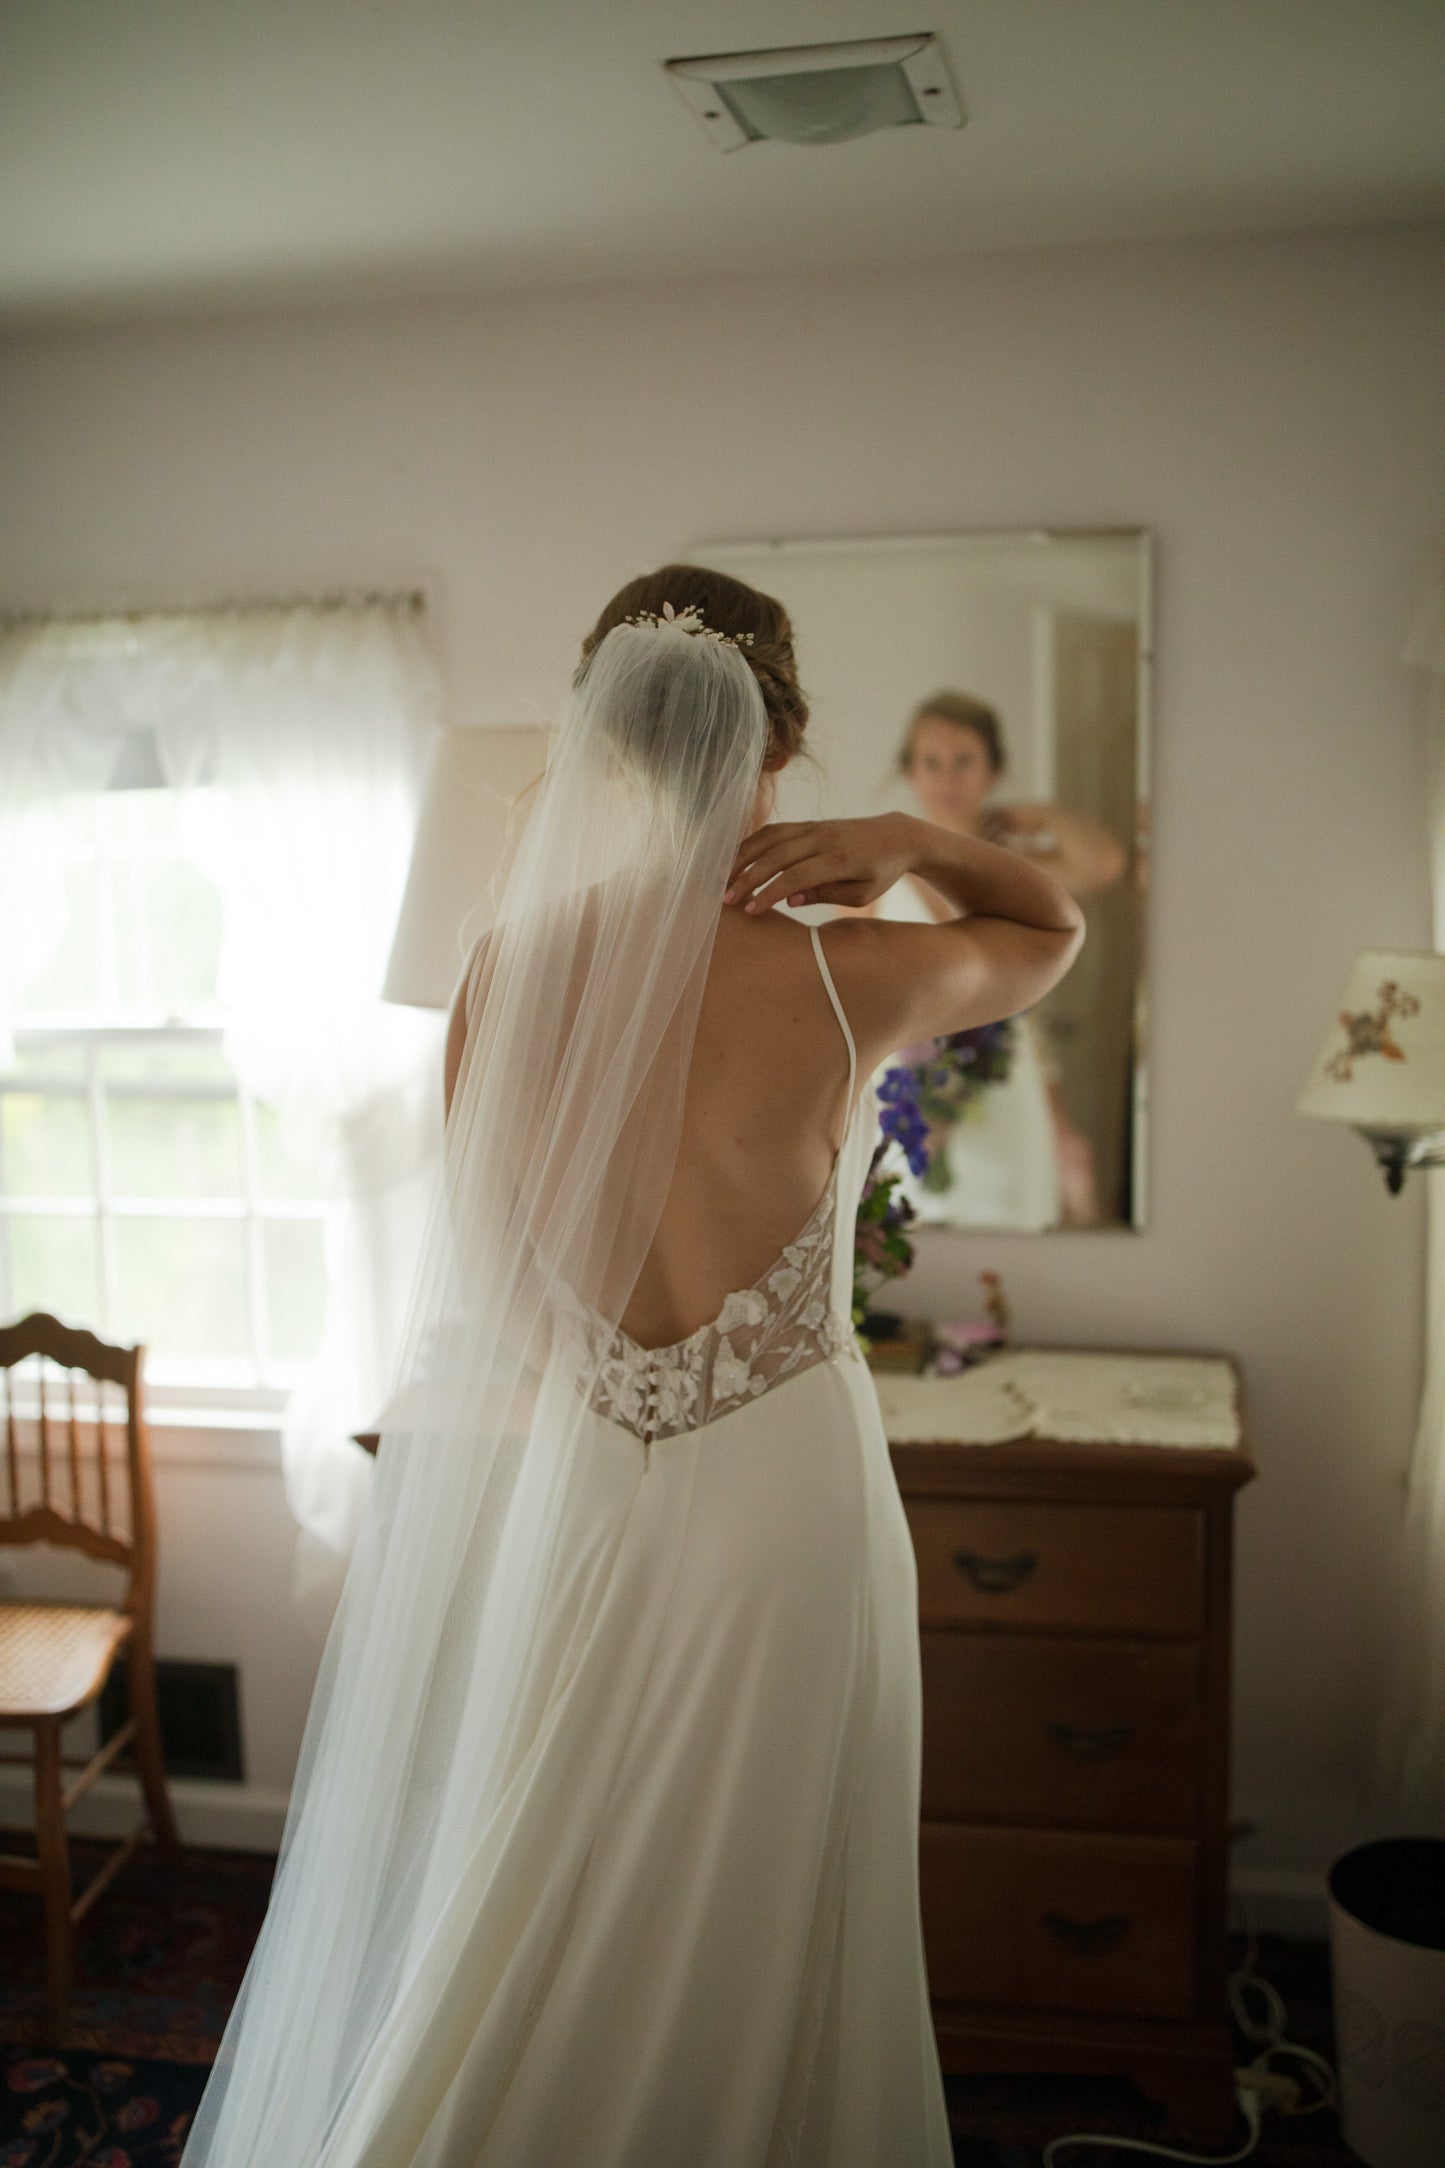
1296,949 -> 1445,1139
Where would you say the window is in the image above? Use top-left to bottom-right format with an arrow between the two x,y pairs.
0,770 -> 340,1413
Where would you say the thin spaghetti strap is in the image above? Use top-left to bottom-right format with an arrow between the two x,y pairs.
809,922 -> 857,1106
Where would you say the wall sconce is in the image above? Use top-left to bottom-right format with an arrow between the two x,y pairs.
1295,949 -> 1445,1192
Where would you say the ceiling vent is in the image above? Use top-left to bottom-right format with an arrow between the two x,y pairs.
664,34 -> 964,152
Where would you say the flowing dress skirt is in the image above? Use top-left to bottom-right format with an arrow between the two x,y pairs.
395,1342 -> 954,2167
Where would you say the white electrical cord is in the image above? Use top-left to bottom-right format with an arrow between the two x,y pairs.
1225,1895 -> 1337,2120
1041,2092 -> 1261,2167
1039,1896 -> 1337,2167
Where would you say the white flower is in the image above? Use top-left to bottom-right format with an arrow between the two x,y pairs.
716,1286 -> 769,1334
712,1338 -> 754,1401
768,1264 -> 802,1304
652,1358 -> 699,1430
620,601 -> 753,650
597,1354 -> 646,1428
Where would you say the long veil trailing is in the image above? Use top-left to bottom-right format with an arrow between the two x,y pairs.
179,613 -> 769,2166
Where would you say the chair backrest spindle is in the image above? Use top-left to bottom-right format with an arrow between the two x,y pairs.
35,1351 -> 51,1512
0,1311 -> 151,1604
96,1375 -> 112,1537
1,1363 -> 15,1518
67,1364 -> 84,1521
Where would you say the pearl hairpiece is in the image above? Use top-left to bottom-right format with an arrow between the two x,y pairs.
621,599 -> 755,649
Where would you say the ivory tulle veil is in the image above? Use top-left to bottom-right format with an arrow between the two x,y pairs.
178,614 -> 769,2166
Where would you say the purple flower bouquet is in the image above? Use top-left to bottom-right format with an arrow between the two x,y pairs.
878,1019 -> 1016,1193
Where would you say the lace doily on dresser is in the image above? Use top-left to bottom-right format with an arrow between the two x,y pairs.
874,1350 -> 1240,1450
567,1167 -> 853,1448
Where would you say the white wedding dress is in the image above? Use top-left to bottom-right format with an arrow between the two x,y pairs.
176,614 -> 954,2168
379,923 -> 954,2168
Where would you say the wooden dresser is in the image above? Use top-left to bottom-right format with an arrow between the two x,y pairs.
879,1345 -> 1255,2136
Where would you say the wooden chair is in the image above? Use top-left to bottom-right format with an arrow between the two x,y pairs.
0,1310 -> 180,2041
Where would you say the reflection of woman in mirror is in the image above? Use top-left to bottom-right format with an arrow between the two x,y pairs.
860,691 -> 1125,1229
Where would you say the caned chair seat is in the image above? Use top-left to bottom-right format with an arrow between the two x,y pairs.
0,1600 -> 135,1722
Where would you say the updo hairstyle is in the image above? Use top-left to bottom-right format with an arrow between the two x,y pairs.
577,563 -> 810,774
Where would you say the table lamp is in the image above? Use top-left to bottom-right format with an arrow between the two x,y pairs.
354,725 -> 551,1462
383,724 -> 550,1009
1295,948 -> 1445,1192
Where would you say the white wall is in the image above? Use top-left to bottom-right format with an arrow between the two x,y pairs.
2,221 -> 1442,1924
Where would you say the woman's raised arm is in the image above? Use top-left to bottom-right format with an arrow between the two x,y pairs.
726,812 -> 1085,1071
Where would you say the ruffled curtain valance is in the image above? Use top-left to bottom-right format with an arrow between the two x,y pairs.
0,598 -> 447,1634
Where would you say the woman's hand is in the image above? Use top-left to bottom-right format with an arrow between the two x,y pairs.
725,813 -> 919,912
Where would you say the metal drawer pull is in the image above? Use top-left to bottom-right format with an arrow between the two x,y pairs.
951,1548 -> 1038,1594
1044,1721 -> 1134,1763
1042,1910 -> 1130,1957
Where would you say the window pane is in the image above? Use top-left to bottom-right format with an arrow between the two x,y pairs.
7,1212 -> 101,1327
105,1090 -> 242,1199
52,792 -> 101,850
263,1217 -> 327,1363
254,1101 -> 344,1200
23,857 -> 101,1011
2,1040 -> 88,1086
112,855 -> 222,1007
102,785 -> 183,851
0,1091 -> 94,1197
98,1040 -> 233,1088
112,1217 -> 250,1361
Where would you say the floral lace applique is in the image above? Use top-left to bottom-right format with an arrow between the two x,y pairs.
571,1166 -> 854,1454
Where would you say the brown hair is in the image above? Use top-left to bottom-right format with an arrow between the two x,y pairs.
898,689 -> 1006,777
577,563 -> 810,772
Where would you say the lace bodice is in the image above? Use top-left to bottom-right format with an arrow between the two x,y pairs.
573,1163 -> 856,1455
565,922 -> 868,1462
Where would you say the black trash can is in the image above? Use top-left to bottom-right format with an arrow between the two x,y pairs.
1327,1836 -> 1445,2168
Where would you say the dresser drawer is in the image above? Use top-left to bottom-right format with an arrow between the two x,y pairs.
920,1823 -> 1198,2020
920,1634 -> 1200,1832
906,1499 -> 1202,1635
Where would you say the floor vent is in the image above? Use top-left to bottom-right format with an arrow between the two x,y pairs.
98,1657 -> 244,1784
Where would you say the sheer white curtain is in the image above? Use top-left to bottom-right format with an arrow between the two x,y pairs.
1375,551 -> 1445,1829
0,598 -> 446,1635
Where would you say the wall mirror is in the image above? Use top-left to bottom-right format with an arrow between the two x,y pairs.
690,530 -> 1152,1233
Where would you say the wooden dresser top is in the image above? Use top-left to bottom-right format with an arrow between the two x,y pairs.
878,1343 -> 1256,1501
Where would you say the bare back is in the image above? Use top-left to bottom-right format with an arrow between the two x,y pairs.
444,814 -> 1084,1354
617,909 -> 859,1349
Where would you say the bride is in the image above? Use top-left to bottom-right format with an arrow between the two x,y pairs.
178,565 -> 1084,2168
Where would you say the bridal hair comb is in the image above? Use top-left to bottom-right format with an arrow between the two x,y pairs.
622,599 -> 755,649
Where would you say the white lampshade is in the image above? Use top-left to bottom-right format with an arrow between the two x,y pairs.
1295,949 -> 1445,1136
383,725 -> 550,1009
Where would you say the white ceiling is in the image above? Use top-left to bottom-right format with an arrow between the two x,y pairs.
2,0 -> 1443,330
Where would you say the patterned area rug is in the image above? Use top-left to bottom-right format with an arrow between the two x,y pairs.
2,2053 -> 197,2166
0,1835 -> 271,2063
1,1837 -> 1351,2166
